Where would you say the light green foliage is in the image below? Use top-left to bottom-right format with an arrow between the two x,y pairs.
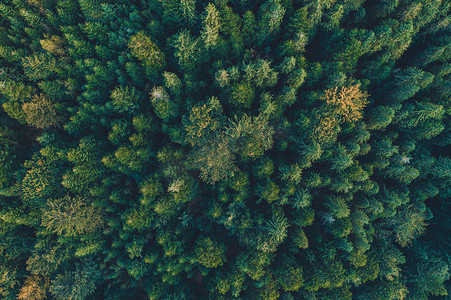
161,0 -> 197,26
188,135 -> 236,184
128,31 -> 165,72
292,227 -> 308,248
41,195 -> 103,236
163,72 -> 182,96
110,86 -> 139,113
275,256 -> 304,291
0,81 -> 34,123
201,3 -> 221,49
227,113 -> 274,159
257,0 -> 286,44
229,82 -> 255,109
244,59 -> 279,88
149,86 -> 175,119
264,214 -> 289,245
23,94 -> 62,129
194,237 -> 226,268
22,54 -> 58,81
389,206 -> 427,247
171,30 -> 200,72
184,103 -> 220,145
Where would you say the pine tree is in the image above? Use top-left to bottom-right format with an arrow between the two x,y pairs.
22,54 -> 58,81
41,195 -> 104,236
184,103 -> 221,146
128,31 -> 166,75
17,275 -> 49,300
161,0 -> 197,28
257,0 -> 286,44
188,134 -> 236,184
50,259 -> 101,300
388,206 -> 427,247
171,29 -> 200,73
110,86 -> 140,114
194,237 -> 226,269
201,3 -> 221,49
322,82 -> 369,122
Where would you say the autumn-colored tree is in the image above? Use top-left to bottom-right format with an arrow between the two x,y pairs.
22,94 -> 61,128
322,83 -> 370,122
17,275 -> 49,300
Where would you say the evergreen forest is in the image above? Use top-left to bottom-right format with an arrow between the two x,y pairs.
0,0 -> 450,299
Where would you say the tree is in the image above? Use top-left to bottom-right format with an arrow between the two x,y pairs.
0,126 -> 17,189
226,113 -> 274,159
264,214 -> 289,247
257,0 -> 286,44
163,72 -> 182,96
22,94 -> 62,129
331,145 -> 353,172
50,259 -> 101,300
229,82 -> 255,109
388,206 -> 427,247
110,86 -> 139,114
184,103 -> 220,146
128,31 -> 166,74
366,106 -> 395,130
274,255 -> 304,292
188,135 -> 236,184
149,86 -> 176,119
22,54 -> 58,81
41,195 -> 103,236
194,237 -> 226,269
21,153 -> 62,207
161,0 -> 197,27
40,35 -> 67,56
322,82 -> 369,122
406,247 -> 450,298
391,67 -> 434,103
236,251 -> 273,281
201,3 -> 221,49
171,30 -> 200,72
0,81 -> 34,124
396,101 -> 445,128
17,275 -> 49,300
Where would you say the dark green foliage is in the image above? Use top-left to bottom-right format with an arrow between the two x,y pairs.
50,259 -> 101,300
0,0 -> 449,299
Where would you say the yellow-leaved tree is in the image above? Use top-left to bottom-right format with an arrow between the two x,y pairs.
322,83 -> 370,122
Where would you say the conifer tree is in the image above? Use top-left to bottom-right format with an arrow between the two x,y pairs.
41,195 -> 103,236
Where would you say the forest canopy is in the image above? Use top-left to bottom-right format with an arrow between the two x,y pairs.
0,0 -> 450,299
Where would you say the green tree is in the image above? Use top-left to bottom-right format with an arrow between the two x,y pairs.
257,0 -> 286,44
388,206 -> 427,247
171,30 -> 200,72
188,135 -> 236,184
194,237 -> 226,269
50,259 -> 101,300
110,86 -> 139,114
184,103 -> 220,146
41,195 -> 104,236
128,31 -> 166,75
201,3 -> 221,49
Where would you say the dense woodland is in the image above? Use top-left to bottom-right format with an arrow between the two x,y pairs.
0,0 -> 450,299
